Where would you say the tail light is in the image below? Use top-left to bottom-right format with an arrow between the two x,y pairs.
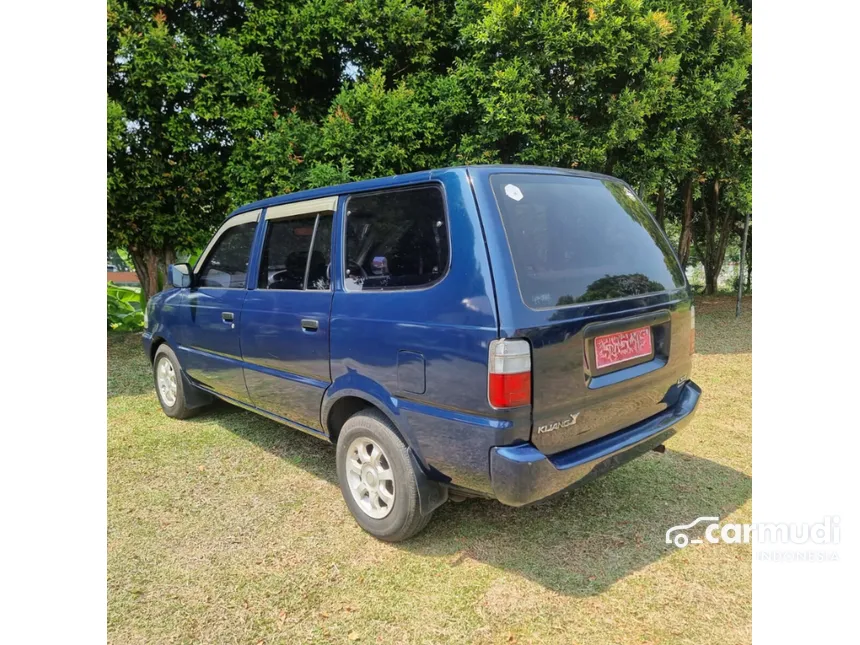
690,305 -> 696,355
488,339 -> 532,408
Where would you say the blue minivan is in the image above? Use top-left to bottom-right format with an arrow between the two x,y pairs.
143,165 -> 701,541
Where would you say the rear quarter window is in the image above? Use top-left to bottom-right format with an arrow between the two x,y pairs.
489,173 -> 684,309
344,185 -> 449,291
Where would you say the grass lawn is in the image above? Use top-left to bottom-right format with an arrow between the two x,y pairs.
108,296 -> 752,645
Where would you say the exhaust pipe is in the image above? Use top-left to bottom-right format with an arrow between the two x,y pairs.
652,444 -> 666,454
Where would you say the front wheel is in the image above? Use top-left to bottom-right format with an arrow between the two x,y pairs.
336,410 -> 433,542
152,344 -> 200,419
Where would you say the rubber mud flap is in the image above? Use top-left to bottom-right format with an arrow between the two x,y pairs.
410,450 -> 449,515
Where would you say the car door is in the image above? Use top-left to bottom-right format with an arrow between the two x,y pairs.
240,197 -> 336,432
176,209 -> 260,403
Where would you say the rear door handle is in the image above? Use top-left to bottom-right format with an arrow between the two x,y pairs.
222,311 -> 234,322
301,318 -> 319,331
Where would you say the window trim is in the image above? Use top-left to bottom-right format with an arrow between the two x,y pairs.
193,209 -> 262,288
265,196 -> 338,221
341,182 -> 451,294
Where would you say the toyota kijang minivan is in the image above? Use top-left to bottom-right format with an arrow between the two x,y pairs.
143,165 -> 701,541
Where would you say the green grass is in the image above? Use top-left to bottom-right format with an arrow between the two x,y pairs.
108,296 -> 752,644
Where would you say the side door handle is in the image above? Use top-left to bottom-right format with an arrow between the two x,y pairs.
222,311 -> 235,323
301,318 -> 319,331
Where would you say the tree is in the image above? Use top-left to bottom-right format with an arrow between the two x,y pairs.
109,1 -> 462,299
108,1 -> 274,298
108,0 -> 751,299
609,0 -> 751,276
691,12 -> 752,294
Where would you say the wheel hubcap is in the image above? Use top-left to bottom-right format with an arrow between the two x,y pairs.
346,437 -> 395,519
156,357 -> 177,407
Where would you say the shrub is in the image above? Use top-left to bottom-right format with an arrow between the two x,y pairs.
108,282 -> 144,331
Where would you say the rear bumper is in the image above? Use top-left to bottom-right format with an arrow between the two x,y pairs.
489,381 -> 702,506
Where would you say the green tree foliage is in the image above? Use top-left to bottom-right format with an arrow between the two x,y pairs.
108,1 -> 272,298
616,0 -> 751,284
108,0 -> 751,298
692,34 -> 752,293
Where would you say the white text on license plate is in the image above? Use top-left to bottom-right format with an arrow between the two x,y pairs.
594,326 -> 653,370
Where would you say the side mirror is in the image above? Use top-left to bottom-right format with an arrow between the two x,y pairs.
168,263 -> 192,289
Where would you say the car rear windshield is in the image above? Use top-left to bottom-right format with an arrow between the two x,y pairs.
489,173 -> 685,309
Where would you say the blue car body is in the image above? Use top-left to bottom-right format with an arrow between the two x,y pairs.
143,165 -> 700,506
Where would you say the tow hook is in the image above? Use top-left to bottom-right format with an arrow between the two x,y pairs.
652,444 -> 666,454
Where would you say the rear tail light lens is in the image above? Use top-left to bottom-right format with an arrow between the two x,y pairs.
488,339 -> 532,408
690,305 -> 696,355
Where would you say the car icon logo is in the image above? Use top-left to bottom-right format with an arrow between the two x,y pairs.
665,517 -> 720,548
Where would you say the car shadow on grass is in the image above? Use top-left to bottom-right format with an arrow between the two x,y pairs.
190,405 -> 751,598
401,449 -> 751,596
187,402 -> 340,484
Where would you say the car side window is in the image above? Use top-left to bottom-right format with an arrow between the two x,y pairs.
344,185 -> 448,291
258,214 -> 333,290
197,222 -> 257,288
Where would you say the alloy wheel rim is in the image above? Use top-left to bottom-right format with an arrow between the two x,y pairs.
346,437 -> 396,519
156,357 -> 177,407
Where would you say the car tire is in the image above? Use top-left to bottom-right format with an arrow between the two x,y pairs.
152,344 -> 200,419
336,410 -> 433,542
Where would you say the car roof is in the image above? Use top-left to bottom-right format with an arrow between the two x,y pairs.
227,164 -> 621,218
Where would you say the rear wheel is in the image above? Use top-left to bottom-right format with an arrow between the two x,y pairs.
152,344 -> 200,419
336,410 -> 432,542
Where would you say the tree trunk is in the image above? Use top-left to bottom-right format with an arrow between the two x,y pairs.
701,180 -> 720,296
157,248 -> 176,292
655,186 -> 665,230
129,246 -> 175,301
704,268 -> 718,295
699,179 -> 737,297
736,212 -> 750,317
129,247 -> 160,302
677,178 -> 694,268
745,225 -> 752,290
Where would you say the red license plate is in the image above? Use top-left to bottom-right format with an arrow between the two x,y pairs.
594,326 -> 653,370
